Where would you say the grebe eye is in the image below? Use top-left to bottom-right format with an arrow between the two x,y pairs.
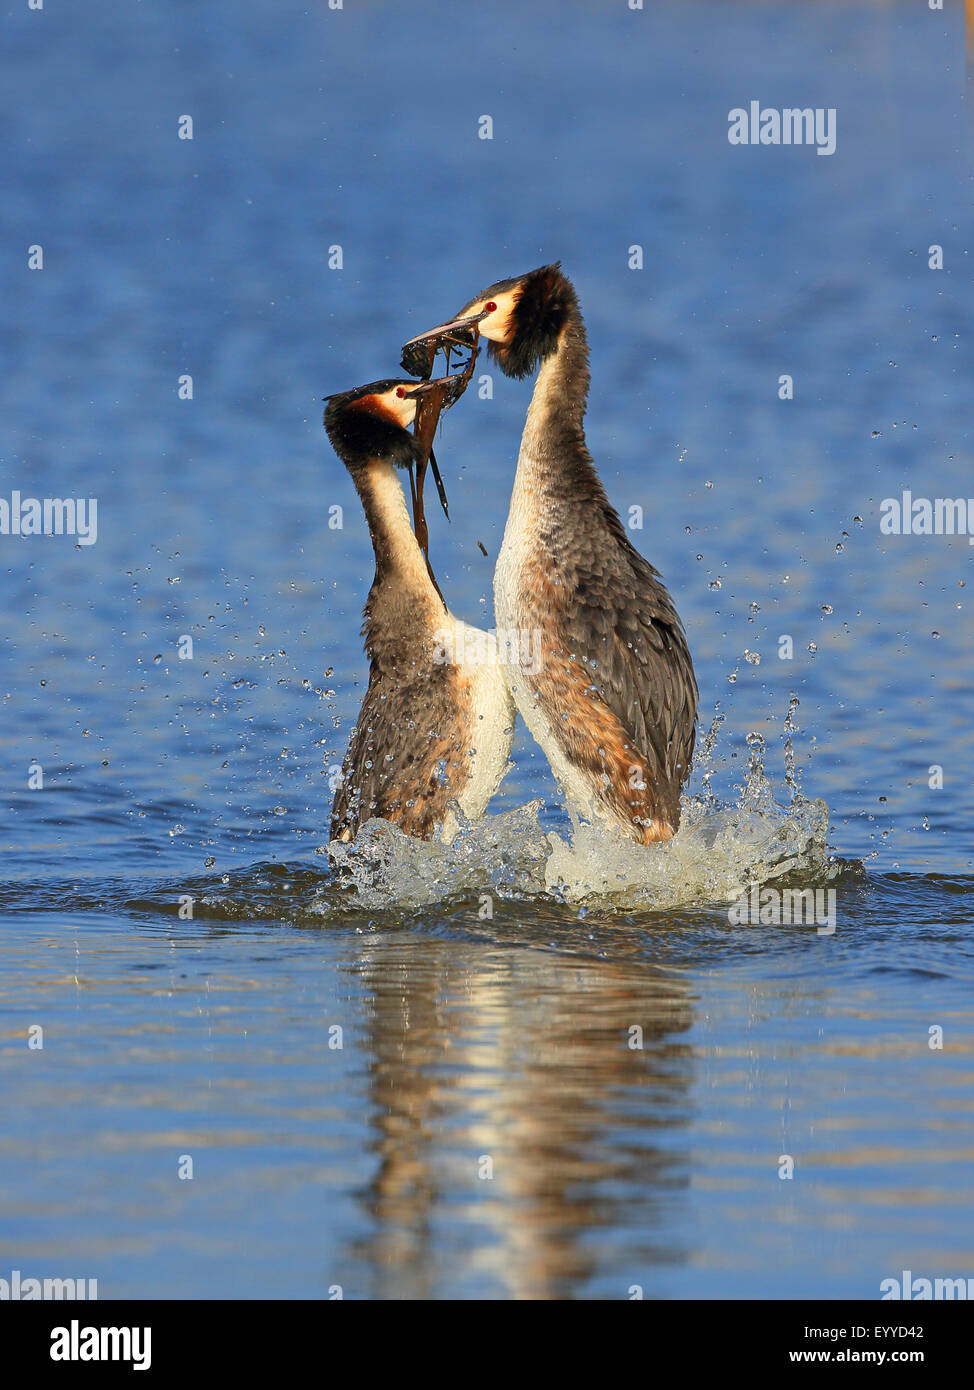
395,386 -> 406,398
483,301 -> 497,313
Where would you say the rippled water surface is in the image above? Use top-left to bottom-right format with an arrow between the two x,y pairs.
1,0 -> 972,1299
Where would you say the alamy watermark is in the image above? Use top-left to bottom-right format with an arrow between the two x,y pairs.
729,884 -> 836,934
880,492 -> 974,544
0,1268 -> 98,1299
433,626 -> 542,676
0,491 -> 98,545
881,1270 -> 974,1300
728,102 -> 836,156
50,1320 -> 150,1372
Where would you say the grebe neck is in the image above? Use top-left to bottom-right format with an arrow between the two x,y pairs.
515,304 -> 605,505
355,459 -> 445,615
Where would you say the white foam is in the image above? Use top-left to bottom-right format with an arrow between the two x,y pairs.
323,716 -> 842,914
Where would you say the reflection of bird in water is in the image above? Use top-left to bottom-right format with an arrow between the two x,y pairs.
324,380 -> 513,843
348,930 -> 694,1299
404,265 -> 697,844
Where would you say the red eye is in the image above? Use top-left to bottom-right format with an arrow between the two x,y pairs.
395,386 -> 406,398
484,301 -> 497,313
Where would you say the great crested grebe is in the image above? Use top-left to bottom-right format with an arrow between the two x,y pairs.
324,378 -> 514,843
402,264 -> 697,843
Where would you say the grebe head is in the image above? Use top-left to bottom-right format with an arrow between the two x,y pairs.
323,378 -> 445,471
401,263 -> 576,381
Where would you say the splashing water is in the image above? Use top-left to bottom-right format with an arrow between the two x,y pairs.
325,800 -> 551,912
324,700 -> 849,914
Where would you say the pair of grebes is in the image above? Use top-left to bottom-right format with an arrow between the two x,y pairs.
324,264 -> 697,846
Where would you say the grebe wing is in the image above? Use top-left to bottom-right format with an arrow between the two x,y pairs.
329,669 -> 463,842
554,539 -> 698,825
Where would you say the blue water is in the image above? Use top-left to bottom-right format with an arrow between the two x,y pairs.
1,0 -> 972,1299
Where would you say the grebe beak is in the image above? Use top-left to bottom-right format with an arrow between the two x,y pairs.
402,371 -> 469,601
404,374 -> 467,409
400,309 -> 489,379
